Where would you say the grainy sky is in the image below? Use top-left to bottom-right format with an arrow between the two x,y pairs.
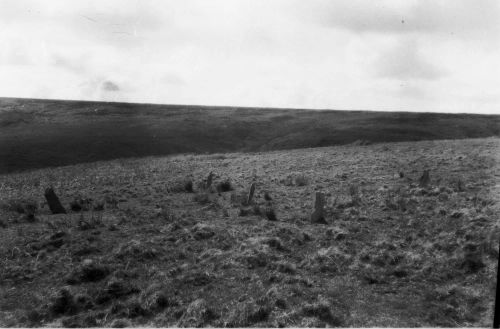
0,0 -> 499,113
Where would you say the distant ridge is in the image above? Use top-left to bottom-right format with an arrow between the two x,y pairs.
1,97 -> 499,174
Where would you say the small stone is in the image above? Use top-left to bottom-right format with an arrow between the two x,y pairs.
419,170 -> 430,188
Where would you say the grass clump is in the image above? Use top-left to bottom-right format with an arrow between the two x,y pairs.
238,204 -> 262,217
460,251 -> 485,274
301,299 -> 345,327
193,192 -> 211,205
348,183 -> 362,206
264,207 -> 277,221
113,240 -> 159,261
66,260 -> 111,284
1,198 -> 38,221
191,223 -> 216,240
69,198 -> 92,212
184,180 -> 194,192
294,175 -> 309,186
77,212 -> 103,230
123,297 -> 150,318
95,277 -> 141,305
93,201 -> 105,211
216,179 -> 233,193
140,284 -> 177,311
156,207 -> 176,221
224,298 -> 272,327
50,287 -> 78,315
238,204 -> 276,221
0,199 -> 31,214
424,285 -> 483,326
230,191 -> 246,206
276,261 -> 297,275
110,318 -> 132,328
280,173 -> 309,187
170,179 -> 194,193
177,298 -> 217,327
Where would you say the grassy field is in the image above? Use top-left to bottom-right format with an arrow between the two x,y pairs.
1,97 -> 499,174
0,137 -> 498,327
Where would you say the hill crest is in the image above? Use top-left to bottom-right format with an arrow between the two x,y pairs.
1,97 -> 499,174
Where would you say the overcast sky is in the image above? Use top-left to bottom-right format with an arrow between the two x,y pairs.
0,1 -> 499,113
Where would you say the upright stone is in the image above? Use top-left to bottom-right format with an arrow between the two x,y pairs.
44,187 -> 66,214
311,192 -> 327,224
419,169 -> 430,188
206,172 -> 214,189
246,183 -> 256,205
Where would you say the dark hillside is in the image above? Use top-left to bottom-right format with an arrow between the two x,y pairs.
1,97 -> 499,174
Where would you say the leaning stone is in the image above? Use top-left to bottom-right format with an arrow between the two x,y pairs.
44,187 -> 66,214
246,183 -> 256,205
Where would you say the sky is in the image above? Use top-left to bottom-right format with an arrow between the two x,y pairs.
0,0 -> 499,114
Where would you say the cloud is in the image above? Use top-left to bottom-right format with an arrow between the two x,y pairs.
307,0 -> 500,38
50,53 -> 88,74
102,80 -> 120,92
375,38 -> 447,81
300,1 -> 411,34
0,0 -> 499,113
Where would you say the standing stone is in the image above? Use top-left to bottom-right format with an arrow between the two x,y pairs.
311,192 -> 327,224
246,183 -> 256,205
206,172 -> 214,189
44,187 -> 66,214
419,169 -> 430,188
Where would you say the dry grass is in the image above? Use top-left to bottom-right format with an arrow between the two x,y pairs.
0,137 -> 498,327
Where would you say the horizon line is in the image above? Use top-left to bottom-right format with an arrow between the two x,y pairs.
0,95 -> 498,116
